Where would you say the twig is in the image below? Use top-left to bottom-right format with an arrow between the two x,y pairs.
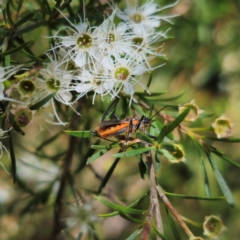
51,109 -> 80,240
142,151 -> 163,240
156,185 -> 194,238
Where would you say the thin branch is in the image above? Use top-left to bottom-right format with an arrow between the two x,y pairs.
142,151 -> 163,240
51,107 -> 81,240
156,185 -> 194,238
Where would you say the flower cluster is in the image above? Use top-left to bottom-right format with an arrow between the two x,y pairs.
0,1 -> 176,127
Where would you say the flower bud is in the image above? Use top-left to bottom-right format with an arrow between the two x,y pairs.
203,215 -> 226,238
162,143 -> 185,163
14,108 -> 32,127
179,100 -> 203,122
18,79 -> 36,97
212,116 -> 233,138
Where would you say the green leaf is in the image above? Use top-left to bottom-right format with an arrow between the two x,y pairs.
201,159 -> 210,197
97,157 -> 121,194
150,93 -> 185,102
135,91 -> 167,97
6,1 -> 14,26
146,71 -> 153,90
65,130 -> 93,138
15,12 -> 35,27
119,213 -> 144,224
125,228 -> 143,240
207,137 -> 240,143
8,131 -> 16,183
157,107 -> 190,143
164,191 -> 224,200
87,149 -> 108,164
113,146 -> 155,158
136,130 -> 155,144
0,41 -> 31,56
95,196 -> 145,215
29,93 -> 55,110
158,149 -> 175,162
101,98 -> 119,122
137,154 -> 147,179
206,152 -> 234,206
13,21 -> 47,37
165,207 -> 181,240
152,225 -> 168,240
36,131 -> 62,151
154,151 -> 161,172
100,192 -> 150,218
91,144 -> 118,150
42,0 -> 52,14
212,149 -> 240,168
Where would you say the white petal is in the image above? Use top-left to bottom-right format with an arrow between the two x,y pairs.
74,52 -> 86,67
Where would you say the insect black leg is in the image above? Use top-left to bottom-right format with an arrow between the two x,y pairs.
136,115 -> 145,130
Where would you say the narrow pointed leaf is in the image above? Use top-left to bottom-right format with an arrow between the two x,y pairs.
206,152 -> 234,206
15,12 -> 35,27
136,130 -> 155,144
99,192 -> 149,217
164,191 -> 224,200
29,93 -> 55,110
146,72 -> 153,90
125,228 -> 143,240
211,149 -> 240,168
101,98 -> 119,122
8,131 -> 16,183
119,213 -> 144,224
165,207 -> 181,240
95,196 -> 145,215
154,151 -> 161,172
152,225 -> 168,240
87,149 -> 108,164
207,137 -> 240,143
113,146 -> 155,158
135,92 -> 167,97
157,107 -> 190,143
36,131 -> 62,151
6,1 -> 14,26
137,154 -> 147,179
201,159 -> 210,197
13,21 -> 48,37
65,130 -> 93,138
91,144 -> 118,150
0,41 -> 31,56
97,157 -> 120,194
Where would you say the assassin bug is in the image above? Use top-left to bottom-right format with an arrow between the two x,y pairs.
93,105 -> 171,142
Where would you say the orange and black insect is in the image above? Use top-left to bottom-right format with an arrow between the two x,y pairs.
96,115 -> 152,139
94,106 -> 170,140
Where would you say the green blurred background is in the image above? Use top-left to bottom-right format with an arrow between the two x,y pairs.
1,0 -> 240,239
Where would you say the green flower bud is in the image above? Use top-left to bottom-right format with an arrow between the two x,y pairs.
18,79 -> 36,97
212,116 -> 233,138
161,143 -> 185,163
179,100 -> 203,122
14,108 -> 32,127
203,215 -> 226,238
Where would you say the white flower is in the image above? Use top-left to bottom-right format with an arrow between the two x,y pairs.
54,10 -> 101,67
129,29 -> 169,67
102,50 -> 151,103
116,0 -> 177,35
74,63 -> 115,104
94,10 -> 133,55
18,53 -> 74,107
